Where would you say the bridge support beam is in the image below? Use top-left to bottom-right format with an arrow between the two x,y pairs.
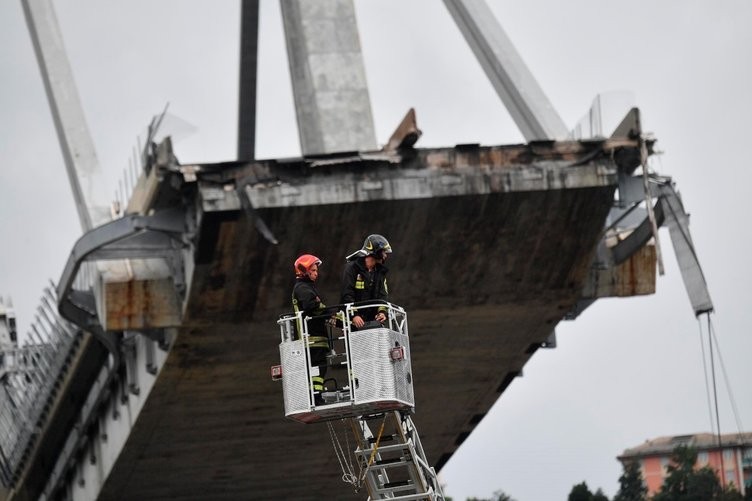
238,0 -> 259,161
39,329 -> 175,501
22,0 -> 111,231
443,0 -> 569,141
280,0 -> 377,155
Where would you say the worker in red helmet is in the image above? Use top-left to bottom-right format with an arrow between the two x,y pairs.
341,234 -> 392,329
292,254 -> 330,405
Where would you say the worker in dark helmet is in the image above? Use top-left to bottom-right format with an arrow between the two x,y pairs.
291,254 -> 330,404
341,234 -> 392,329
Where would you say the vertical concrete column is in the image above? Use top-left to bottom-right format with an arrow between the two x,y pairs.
280,0 -> 377,155
238,0 -> 260,161
22,0 -> 110,231
444,0 -> 569,141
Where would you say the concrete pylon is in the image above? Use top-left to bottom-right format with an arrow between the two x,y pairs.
22,0 -> 111,231
444,0 -> 569,141
280,0 -> 378,155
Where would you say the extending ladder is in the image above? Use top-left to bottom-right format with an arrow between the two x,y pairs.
350,411 -> 445,500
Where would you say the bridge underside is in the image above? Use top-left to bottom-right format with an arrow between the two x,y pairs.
98,182 -> 615,500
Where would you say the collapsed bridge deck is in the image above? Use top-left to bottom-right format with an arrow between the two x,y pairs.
11,135 -> 658,500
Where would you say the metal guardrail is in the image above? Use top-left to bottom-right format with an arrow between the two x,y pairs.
0,284 -> 82,488
0,116 -> 181,492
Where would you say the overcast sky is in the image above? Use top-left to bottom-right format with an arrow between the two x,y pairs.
1,1 -> 751,500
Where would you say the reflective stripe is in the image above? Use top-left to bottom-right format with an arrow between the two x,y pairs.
292,293 -> 303,338
355,280 -> 365,290
307,336 -> 329,349
311,375 -> 325,391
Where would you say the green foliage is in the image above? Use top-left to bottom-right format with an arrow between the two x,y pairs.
720,484 -> 744,501
567,481 -> 613,501
614,460 -> 647,501
652,445 -> 717,501
651,445 -> 747,501
465,490 -> 516,501
569,481 -> 595,501
478,443 -> 752,501
593,488 -> 610,501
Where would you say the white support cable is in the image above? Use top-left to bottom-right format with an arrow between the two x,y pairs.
697,317 -> 716,433
708,316 -> 746,437
706,313 -> 726,486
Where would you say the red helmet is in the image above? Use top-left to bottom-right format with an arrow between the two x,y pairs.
294,254 -> 322,277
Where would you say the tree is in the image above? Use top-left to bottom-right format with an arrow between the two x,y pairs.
614,460 -> 647,501
593,488 -> 610,501
568,481 -> 612,501
719,485 -> 744,501
466,490 -> 517,501
653,445 -> 722,501
569,481 -> 594,501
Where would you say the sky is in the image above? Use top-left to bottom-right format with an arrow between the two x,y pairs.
1,1 -> 751,500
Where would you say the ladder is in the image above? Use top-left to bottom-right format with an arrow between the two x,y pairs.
350,411 -> 445,500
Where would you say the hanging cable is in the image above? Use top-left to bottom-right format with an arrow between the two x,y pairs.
327,419 -> 359,489
708,316 -> 745,438
707,312 -> 725,486
697,316 -> 716,433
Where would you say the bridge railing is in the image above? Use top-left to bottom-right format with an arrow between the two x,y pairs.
0,285 -> 82,489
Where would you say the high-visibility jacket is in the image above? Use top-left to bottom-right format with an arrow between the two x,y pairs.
340,257 -> 389,321
292,278 -> 329,351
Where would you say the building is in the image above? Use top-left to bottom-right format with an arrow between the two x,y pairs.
619,432 -> 752,496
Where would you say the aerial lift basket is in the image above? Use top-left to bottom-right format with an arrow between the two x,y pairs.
275,302 -> 414,424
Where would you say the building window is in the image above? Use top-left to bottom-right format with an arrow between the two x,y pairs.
661,457 -> 670,474
743,448 -> 752,467
698,452 -> 709,465
725,469 -> 735,485
724,449 -> 734,462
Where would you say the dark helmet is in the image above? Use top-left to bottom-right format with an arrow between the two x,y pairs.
362,234 -> 392,255
294,254 -> 322,277
347,234 -> 392,261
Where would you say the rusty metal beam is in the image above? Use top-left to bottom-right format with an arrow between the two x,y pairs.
103,278 -> 181,331
384,108 -> 422,152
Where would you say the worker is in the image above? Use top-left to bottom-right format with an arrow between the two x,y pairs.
341,234 -> 392,329
291,254 -> 330,405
